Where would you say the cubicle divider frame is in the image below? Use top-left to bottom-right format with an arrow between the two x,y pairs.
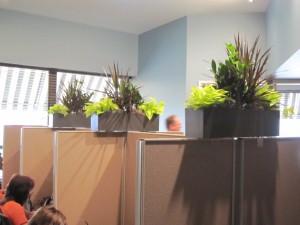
135,138 -> 236,225
135,137 -> 300,225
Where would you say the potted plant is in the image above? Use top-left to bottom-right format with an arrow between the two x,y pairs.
48,78 -> 94,128
85,63 -> 165,132
185,34 -> 282,138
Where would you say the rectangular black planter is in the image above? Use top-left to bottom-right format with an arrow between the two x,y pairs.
90,111 -> 159,132
49,112 -> 90,128
185,108 -> 280,139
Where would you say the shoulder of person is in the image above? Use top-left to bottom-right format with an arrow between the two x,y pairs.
2,200 -> 23,208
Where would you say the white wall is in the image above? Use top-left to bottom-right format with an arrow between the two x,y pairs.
0,9 -> 138,75
186,13 -> 267,95
266,0 -> 300,73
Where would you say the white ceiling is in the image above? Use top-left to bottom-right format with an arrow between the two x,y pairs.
0,0 -> 270,34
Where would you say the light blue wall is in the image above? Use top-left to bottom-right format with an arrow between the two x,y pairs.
0,9 -> 138,75
266,0 -> 300,72
187,13 -> 267,94
136,18 -> 187,131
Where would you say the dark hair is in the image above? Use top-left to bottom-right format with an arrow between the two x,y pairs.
28,206 -> 67,225
1,174 -> 35,206
166,115 -> 177,129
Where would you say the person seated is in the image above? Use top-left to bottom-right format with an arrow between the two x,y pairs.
28,206 -> 67,225
0,174 -> 35,225
166,115 -> 182,132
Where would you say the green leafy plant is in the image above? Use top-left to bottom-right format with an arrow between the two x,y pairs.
48,78 -> 94,115
84,98 -> 119,117
48,104 -> 68,116
138,97 -> 165,120
185,85 -> 229,110
90,62 -> 165,120
59,78 -> 94,113
255,84 -> 281,109
187,33 -> 285,113
103,63 -> 143,111
283,107 -> 294,118
211,34 -> 280,110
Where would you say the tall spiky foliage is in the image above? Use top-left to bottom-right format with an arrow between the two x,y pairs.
211,34 -> 279,110
59,78 -> 94,113
234,34 -> 272,107
103,63 -> 143,111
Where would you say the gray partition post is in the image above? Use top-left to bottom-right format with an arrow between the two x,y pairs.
135,140 -> 144,225
233,138 -> 244,225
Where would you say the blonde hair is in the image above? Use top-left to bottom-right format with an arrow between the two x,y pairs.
28,206 -> 67,225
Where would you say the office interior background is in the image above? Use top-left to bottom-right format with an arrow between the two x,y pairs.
0,0 -> 299,151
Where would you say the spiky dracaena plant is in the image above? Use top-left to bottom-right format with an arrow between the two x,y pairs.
212,34 -> 280,110
103,63 -> 143,111
59,78 -> 94,113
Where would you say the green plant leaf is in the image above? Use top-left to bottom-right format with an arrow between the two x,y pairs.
84,98 -> 119,117
138,97 -> 165,120
283,107 -> 294,118
103,63 -> 144,111
48,104 -> 69,116
210,33 -> 277,110
185,85 -> 228,110
255,84 -> 281,109
59,78 -> 94,114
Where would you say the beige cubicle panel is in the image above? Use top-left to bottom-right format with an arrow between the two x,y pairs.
136,138 -> 235,225
20,127 -> 54,209
2,125 -> 25,186
54,131 -> 126,225
124,132 -> 184,225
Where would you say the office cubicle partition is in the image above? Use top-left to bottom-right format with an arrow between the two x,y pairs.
2,125 -> 24,186
136,138 -> 235,225
53,131 -> 183,225
124,132 -> 184,225
20,127 -> 54,208
5,126 -> 300,225
54,131 -> 125,225
242,138 -> 300,225
135,137 -> 300,225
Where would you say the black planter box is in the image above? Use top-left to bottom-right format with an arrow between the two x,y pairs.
90,111 -> 159,132
49,112 -> 90,128
185,108 -> 280,139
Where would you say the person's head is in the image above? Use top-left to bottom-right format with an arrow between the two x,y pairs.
166,115 -> 182,131
28,206 -> 67,225
4,174 -> 34,205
